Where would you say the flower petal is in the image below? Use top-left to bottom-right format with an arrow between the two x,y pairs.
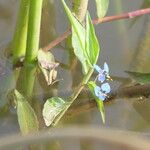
94,86 -> 101,97
94,64 -> 102,73
101,83 -> 111,93
98,74 -> 105,83
104,62 -> 109,73
98,91 -> 106,101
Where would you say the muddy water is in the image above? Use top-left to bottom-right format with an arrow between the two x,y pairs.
0,0 -> 149,145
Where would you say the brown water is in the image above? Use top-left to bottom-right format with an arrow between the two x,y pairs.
0,0 -> 150,149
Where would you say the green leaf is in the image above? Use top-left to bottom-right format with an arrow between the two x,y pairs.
62,0 -> 89,74
125,71 -> 150,84
95,0 -> 109,18
88,81 -> 105,123
85,12 -> 100,65
43,97 -> 67,126
96,100 -> 105,123
14,90 -> 39,135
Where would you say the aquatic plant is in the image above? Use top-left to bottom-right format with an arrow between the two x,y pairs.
9,0 -> 150,133
42,0 -> 113,126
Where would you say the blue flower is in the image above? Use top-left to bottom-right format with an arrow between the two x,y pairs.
94,83 -> 111,101
94,62 -> 111,83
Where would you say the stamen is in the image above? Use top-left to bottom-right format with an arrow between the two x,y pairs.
107,75 -> 113,81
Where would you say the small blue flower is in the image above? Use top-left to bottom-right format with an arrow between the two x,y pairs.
101,83 -> 111,93
94,62 -> 111,83
94,83 -> 111,101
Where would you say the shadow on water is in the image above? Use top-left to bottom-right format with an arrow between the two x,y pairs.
0,0 -> 150,149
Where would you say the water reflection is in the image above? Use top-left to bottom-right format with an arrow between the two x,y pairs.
0,127 -> 149,150
0,0 -> 149,143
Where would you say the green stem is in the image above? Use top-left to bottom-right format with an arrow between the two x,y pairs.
12,0 -> 30,64
17,64 -> 37,99
51,68 -> 93,126
25,0 -> 43,64
23,65 -> 37,98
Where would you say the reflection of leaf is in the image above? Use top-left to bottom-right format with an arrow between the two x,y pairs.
88,81 -> 105,123
43,97 -> 67,126
85,12 -> 100,66
95,0 -> 109,18
125,71 -> 150,84
14,90 -> 39,135
62,0 -> 89,74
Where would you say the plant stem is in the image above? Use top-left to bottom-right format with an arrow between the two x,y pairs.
93,8 -> 150,24
16,64 -> 37,99
42,8 -> 150,51
25,0 -> 43,64
12,0 -> 30,64
23,65 -> 37,98
51,68 -> 94,126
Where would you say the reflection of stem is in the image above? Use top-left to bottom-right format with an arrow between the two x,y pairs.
67,84 -> 150,118
66,84 -> 150,117
0,127 -> 149,150
42,8 -> 150,51
67,100 -> 96,118
51,68 -> 94,126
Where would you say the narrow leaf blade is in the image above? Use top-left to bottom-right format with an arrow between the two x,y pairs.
85,12 -> 100,65
62,0 -> 89,74
88,81 -> 105,123
96,100 -> 105,123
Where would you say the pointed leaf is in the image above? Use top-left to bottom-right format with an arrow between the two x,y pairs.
95,0 -> 109,18
62,0 -> 89,74
14,90 -> 39,135
88,81 -> 105,123
43,97 -> 67,126
85,12 -> 100,65
96,100 -> 105,123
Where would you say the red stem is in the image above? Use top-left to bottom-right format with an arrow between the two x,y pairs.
42,8 -> 150,51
